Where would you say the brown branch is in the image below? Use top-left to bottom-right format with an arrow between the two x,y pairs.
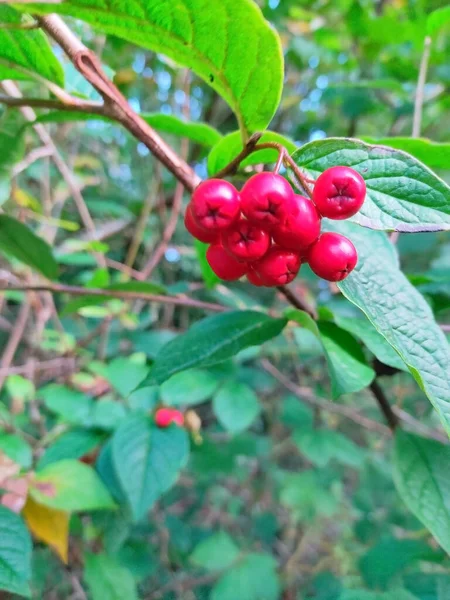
0,301 -> 31,392
0,283 -> 226,313
369,380 -> 399,430
277,285 -> 317,319
36,14 -> 200,192
0,95 -> 104,114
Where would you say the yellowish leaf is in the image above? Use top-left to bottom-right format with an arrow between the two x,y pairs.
23,496 -> 69,563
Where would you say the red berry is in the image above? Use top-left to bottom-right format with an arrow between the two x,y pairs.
184,204 -> 219,243
307,232 -> 357,282
240,172 -> 295,229
254,247 -> 302,286
247,268 -> 266,287
206,243 -> 248,281
273,195 -> 321,252
155,408 -> 184,428
312,166 -> 366,220
191,179 -> 240,231
222,218 -> 270,262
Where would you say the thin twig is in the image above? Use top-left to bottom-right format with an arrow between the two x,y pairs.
0,95 -> 104,113
0,283 -> 226,313
0,301 -> 31,392
369,380 -> 399,430
124,184 -> 156,268
277,285 -> 317,319
212,132 -> 262,178
412,36 -> 432,137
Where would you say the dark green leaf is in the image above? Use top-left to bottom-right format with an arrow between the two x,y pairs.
27,0 -> 283,138
84,553 -> 138,600
0,506 -> 31,597
291,138 -> 450,232
139,311 -> 287,388
213,381 -> 261,434
0,6 -> 63,85
37,430 -> 103,470
336,222 -> 450,436
39,384 -> 93,425
393,431 -> 450,555
0,215 -> 58,279
111,415 -> 189,521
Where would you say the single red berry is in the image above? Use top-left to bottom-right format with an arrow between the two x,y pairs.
253,247 -> 302,286
184,204 -> 219,243
307,232 -> 357,281
155,407 -> 184,428
191,179 -> 240,231
312,166 -> 366,220
247,268 -> 266,287
240,172 -> 295,229
206,243 -> 248,281
222,218 -> 270,262
273,195 -> 321,252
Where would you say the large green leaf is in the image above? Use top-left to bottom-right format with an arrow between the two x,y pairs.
291,138 -> 450,232
190,531 -> 240,571
287,309 -> 375,398
211,553 -> 280,600
27,0 -> 283,138
335,222 -> 450,436
32,459 -> 116,511
213,381 -> 261,434
208,131 -> 297,176
362,137 -> 450,171
160,368 -> 220,406
0,506 -> 31,597
427,6 -> 450,35
84,553 -> 138,600
32,111 -> 222,148
393,431 -> 450,555
139,311 -> 287,388
39,384 -> 93,425
111,415 -> 189,521
0,6 -> 63,85
0,215 -> 58,279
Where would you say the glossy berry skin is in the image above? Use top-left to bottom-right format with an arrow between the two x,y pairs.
184,204 -> 219,243
312,166 -> 366,220
254,247 -> 302,286
247,268 -> 265,287
307,232 -> 357,282
273,195 -> 321,252
206,244 -> 248,281
155,408 -> 184,428
240,172 -> 295,229
222,218 -> 270,262
191,179 -> 240,231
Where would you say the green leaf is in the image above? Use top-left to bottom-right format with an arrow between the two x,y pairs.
293,429 -> 365,468
360,536 -> 443,590
287,310 -> 375,398
160,369 -> 220,406
213,381 -> 261,434
111,415 -> 189,521
0,215 -> 58,279
208,131 -> 297,176
84,553 -> 138,600
317,321 -> 375,398
30,111 -> 222,148
37,430 -> 103,470
334,315 -> 406,372
139,311 -> 287,388
27,0 -> 283,138
0,6 -> 63,85
39,384 -> 93,425
393,431 -> 450,555
335,223 -> 450,437
90,401 -> 127,431
280,472 -> 339,521
291,138 -> 450,232
102,357 -> 149,398
361,137 -> 450,172
0,506 -> 32,597
339,591 -> 419,600
212,553 -> 280,600
190,531 -> 240,571
0,433 -> 32,468
427,6 -> 450,35
32,460 -> 116,511
194,239 -> 220,289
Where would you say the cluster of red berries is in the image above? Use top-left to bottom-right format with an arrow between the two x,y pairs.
154,407 -> 184,428
184,166 -> 366,285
